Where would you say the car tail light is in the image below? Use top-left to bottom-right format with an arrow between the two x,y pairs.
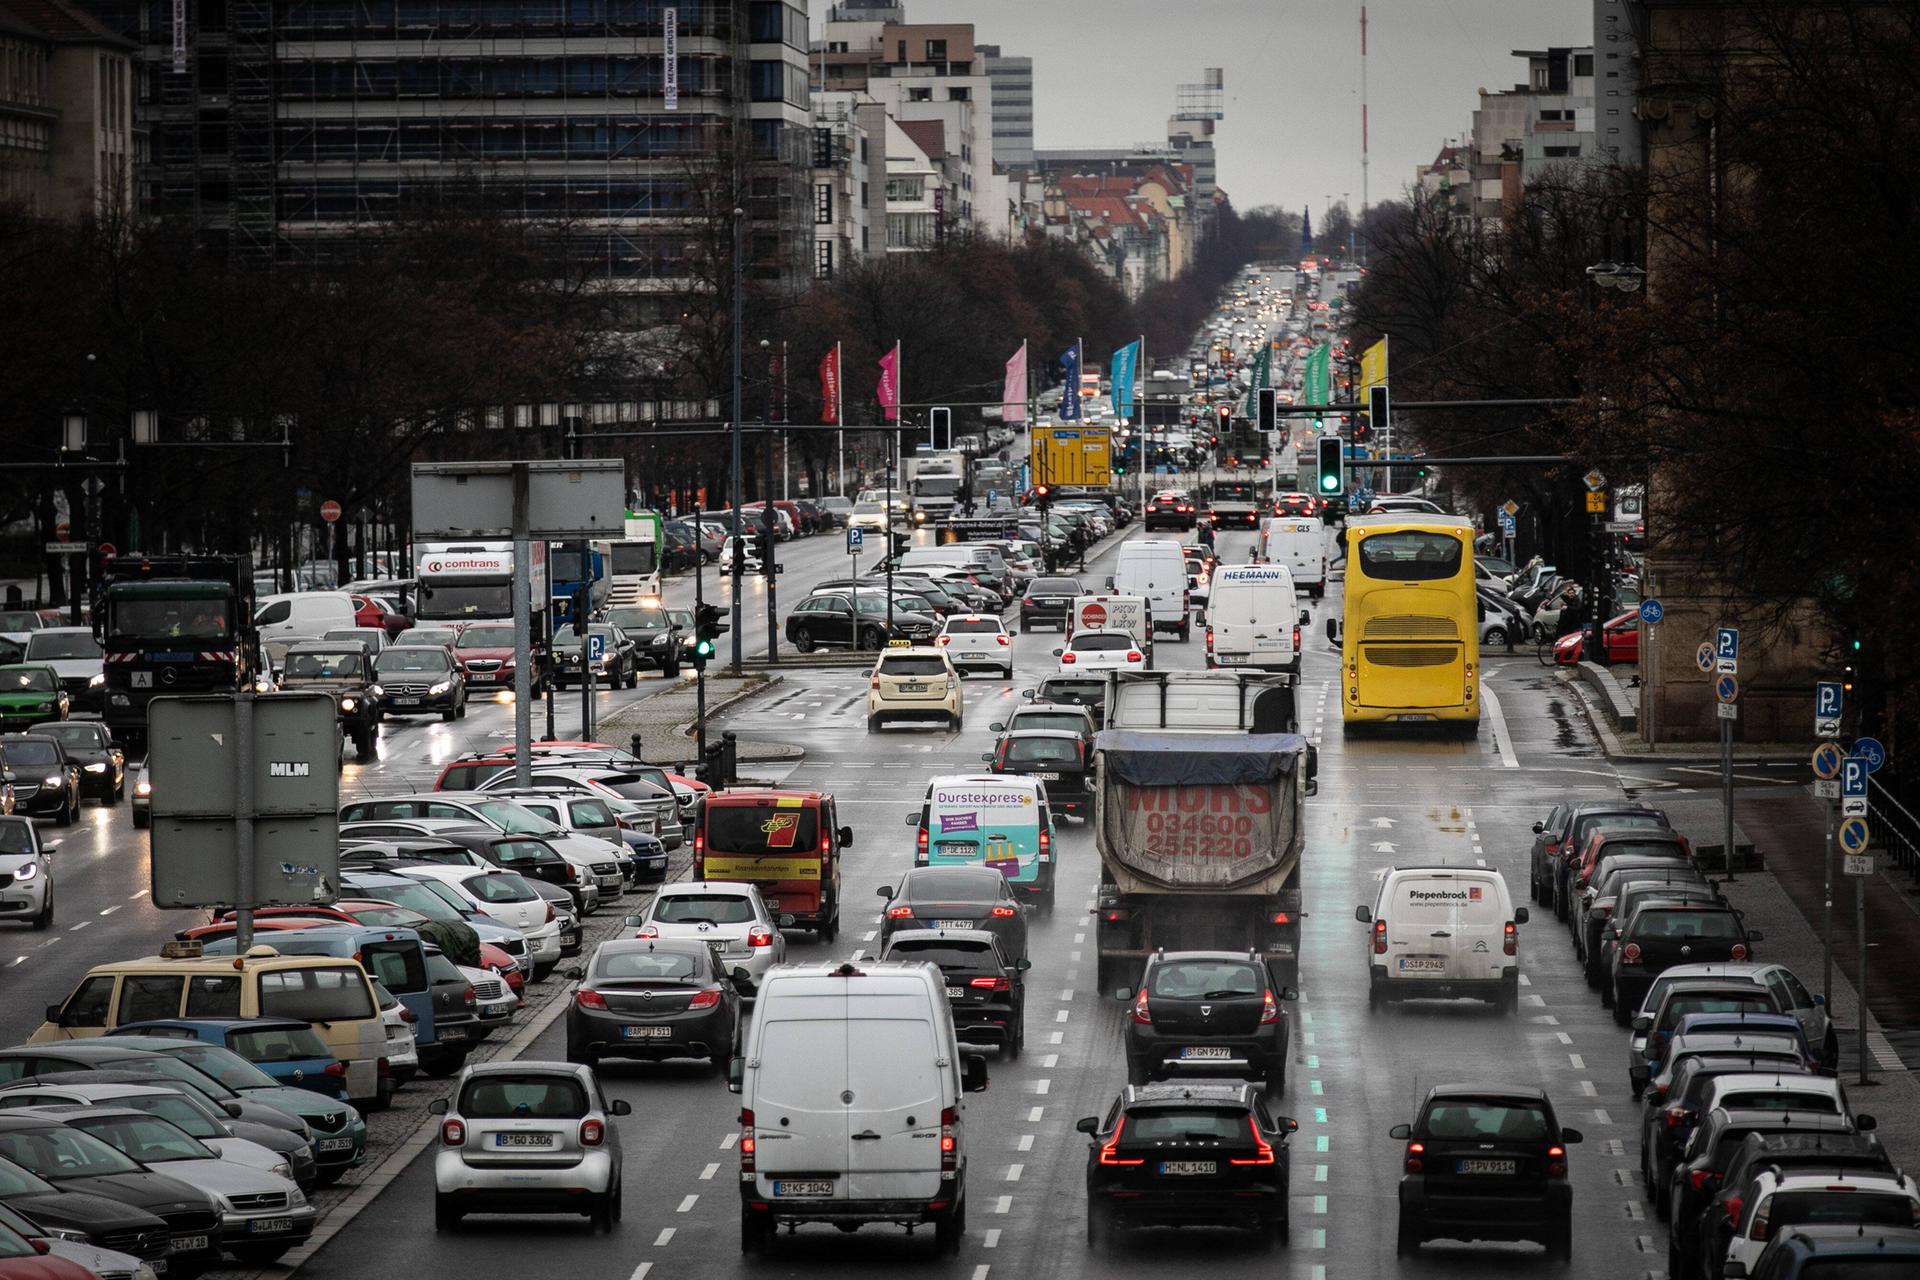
579,1118 -> 605,1146
461,983 -> 477,1008
1730,943 -> 1749,961
747,926 -> 775,948
1205,627 -> 1214,650
1504,921 -> 1518,957
1039,826 -> 1051,856
1127,650 -> 1142,662
1623,942 -> 1642,963
1230,1115 -> 1275,1165
740,1109 -> 756,1174
1259,989 -> 1280,1025
871,677 -> 881,690
1131,989 -> 1152,1025
688,988 -> 723,1010
564,864 -> 580,882
1647,1084 -> 1668,1104
940,1105 -> 959,1174
575,988 -> 608,1010
324,1060 -> 346,1078
545,901 -> 556,924
970,976 -> 1011,992
1689,1170 -> 1722,1191
1546,1145 -> 1567,1178
1099,1115 -> 1145,1166
1664,1106 -> 1695,1129
1404,1141 -> 1424,1174
1061,652 -> 1076,663
399,1006 -> 417,1024
1146,504 -> 1158,513
635,925 -> 660,938
996,634 -> 1010,646
936,635 -> 951,646
918,826 -> 930,855
441,1118 -> 465,1146
1373,919 -> 1388,954
991,905 -> 1017,918
887,905 -> 915,919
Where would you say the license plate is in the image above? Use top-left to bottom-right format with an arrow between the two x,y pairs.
1456,1159 -> 1517,1175
151,1261 -> 167,1275
315,1137 -> 352,1153
1398,957 -> 1446,973
439,1026 -> 469,1042
1035,771 -> 1061,780
171,1236 -> 209,1253
1217,654 -> 1243,664
622,1025 -> 672,1039
935,919 -> 974,929
773,1180 -> 835,1197
901,683 -> 928,693
1180,1046 -> 1233,1060
561,930 -> 581,947
946,986 -> 966,998
762,898 -> 779,910
494,1132 -> 555,1148
391,698 -> 419,706
1158,1161 -> 1216,1176
247,1218 -> 295,1235
482,1005 -> 509,1018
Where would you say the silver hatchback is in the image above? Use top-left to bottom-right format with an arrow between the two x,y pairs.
430,1061 -> 629,1231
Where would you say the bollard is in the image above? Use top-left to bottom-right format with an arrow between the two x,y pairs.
722,730 -> 739,786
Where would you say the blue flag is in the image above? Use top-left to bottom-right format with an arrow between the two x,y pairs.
1057,342 -> 1081,421
1109,339 -> 1140,421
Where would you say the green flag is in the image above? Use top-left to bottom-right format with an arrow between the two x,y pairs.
1304,344 -> 1331,413
1242,344 -> 1272,416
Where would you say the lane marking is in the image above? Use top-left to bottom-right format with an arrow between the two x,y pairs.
984,1229 -> 1001,1248
1055,1010 -> 1070,1023
1525,994 -> 1546,1007
1314,1164 -> 1328,1182
1018,1134 -> 1034,1151
629,1266 -> 652,1280
720,1133 -> 737,1149
1048,1032 -> 1063,1045
1313,1227 -> 1327,1249
1569,1053 -> 1586,1069
1057,988 -> 1074,1000
67,921 -> 89,932
1556,1032 -> 1573,1045
1005,1163 -> 1023,1182
1594,1110 -> 1613,1126
1314,1109 -> 1327,1124
699,1162 -> 718,1180
1029,1107 -> 1044,1122
653,1228 -> 675,1246
1315,1136 -> 1329,1153
1307,1055 -> 1319,1069
973,1267 -> 991,1280
676,1194 -> 697,1213
1310,1079 -> 1323,1095
862,931 -> 876,942
1481,684 -> 1521,767
1042,1055 -> 1059,1068
1579,1080 -> 1599,1097
1030,1079 -> 1051,1095
130,889 -> 148,899
98,906 -> 120,916
1313,1195 -> 1328,1214
994,1195 -> 1012,1214
6,957 -> 24,968
1519,974 -> 1532,986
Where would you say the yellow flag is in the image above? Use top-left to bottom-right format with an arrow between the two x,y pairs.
1360,338 -> 1389,396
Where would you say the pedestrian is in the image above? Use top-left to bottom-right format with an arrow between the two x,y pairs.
1557,589 -> 1587,641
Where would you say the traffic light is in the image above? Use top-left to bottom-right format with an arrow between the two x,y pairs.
1216,404 -> 1231,435
570,588 -> 589,636
1031,484 -> 1052,510
692,603 -> 724,667
1367,383 -> 1390,439
888,529 -> 912,556
1256,386 -> 1277,433
1316,435 -> 1343,496
930,406 -> 952,450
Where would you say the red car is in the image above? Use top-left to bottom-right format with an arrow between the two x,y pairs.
1552,611 -> 1639,665
451,621 -> 543,692
351,594 -> 413,639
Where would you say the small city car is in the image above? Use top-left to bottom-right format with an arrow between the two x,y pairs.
1123,950 -> 1296,1093
430,1061 -> 629,1232
1390,1084 -> 1581,1260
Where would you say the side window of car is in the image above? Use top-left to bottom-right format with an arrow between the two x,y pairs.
256,601 -> 292,626
1778,971 -> 1814,1010
1102,1097 -> 1122,1132
424,803 -> 470,820
117,975 -> 185,1025
184,976 -> 243,1017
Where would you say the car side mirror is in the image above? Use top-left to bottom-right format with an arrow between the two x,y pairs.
1856,1114 -> 1876,1132
609,1099 -> 632,1117
875,885 -> 895,900
223,1101 -> 245,1118
989,722 -> 1006,733
1052,649 -> 1064,657
1812,993 -> 1825,1007
1272,1116 -> 1300,1134
1721,1263 -> 1748,1280
428,1099 -> 449,1115
1299,609 -> 1311,626
1020,689 -> 1035,699
1354,905 -> 1372,924
1514,907 -> 1530,925
904,812 -> 921,827
1388,1123 -> 1413,1140
1325,618 -> 1339,644
39,839 -> 59,854
622,915 -> 647,929
1746,930 -> 1764,942
727,1057 -> 744,1093
1558,1127 -> 1583,1145
563,965 -> 586,981
981,754 -> 994,763
1631,1015 -> 1652,1033
1074,1116 -> 1099,1136
26,1240 -> 47,1257
1531,821 -> 1545,834
43,1004 -> 63,1024
1279,987 -> 1299,1001
838,826 -> 854,847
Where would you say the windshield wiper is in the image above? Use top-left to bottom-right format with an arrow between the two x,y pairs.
1201,989 -> 1251,999
665,916 -> 717,927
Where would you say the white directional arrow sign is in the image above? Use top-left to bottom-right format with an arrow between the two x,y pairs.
1368,817 -> 1396,829
1369,841 -> 1398,854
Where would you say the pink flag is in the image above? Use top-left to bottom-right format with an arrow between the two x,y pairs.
1002,343 -> 1028,425
877,344 -> 900,422
819,347 -> 840,425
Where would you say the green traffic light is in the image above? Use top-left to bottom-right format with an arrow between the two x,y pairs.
1319,475 -> 1339,493
1850,639 -> 1863,651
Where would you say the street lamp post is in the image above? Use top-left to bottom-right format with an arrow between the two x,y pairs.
1582,261 -> 1647,661
729,206 -> 746,672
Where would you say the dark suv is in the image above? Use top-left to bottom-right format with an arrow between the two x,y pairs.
879,928 -> 1029,1057
1123,951 -> 1296,1093
1611,903 -> 1763,1017
1390,1084 -> 1581,1260
279,642 -> 379,759
1078,1081 -> 1295,1250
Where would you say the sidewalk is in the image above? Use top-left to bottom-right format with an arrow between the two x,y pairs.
1563,668 -> 1920,1077
596,670 -> 801,770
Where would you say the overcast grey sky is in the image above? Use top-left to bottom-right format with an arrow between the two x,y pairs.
839,0 -> 1592,218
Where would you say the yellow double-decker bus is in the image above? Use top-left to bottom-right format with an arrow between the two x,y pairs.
1336,515 -> 1480,732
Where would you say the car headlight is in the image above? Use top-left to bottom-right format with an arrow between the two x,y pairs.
429,681 -> 450,696
211,1192 -> 234,1212
39,1227 -> 89,1244
43,775 -> 62,788
339,697 -> 356,711
110,693 -> 129,705
288,1186 -> 307,1208
14,862 -> 34,881
88,673 -> 105,687
135,1263 -> 160,1280
369,685 -> 384,697
32,702 -> 52,712
84,762 -> 107,773
135,780 -> 151,797
271,1161 -> 292,1180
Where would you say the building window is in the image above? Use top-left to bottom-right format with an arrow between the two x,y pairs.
815,239 -> 833,278
1574,53 -> 1593,76
896,39 -> 906,61
948,86 -> 968,101
860,181 -> 869,205
907,86 -> 931,102
750,60 -> 782,101
925,39 -> 946,62
815,183 -> 832,223
886,176 -> 923,201
813,126 -> 832,166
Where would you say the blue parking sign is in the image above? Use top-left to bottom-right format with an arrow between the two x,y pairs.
587,634 -> 605,662
1716,627 -> 1739,661
1816,681 -> 1844,718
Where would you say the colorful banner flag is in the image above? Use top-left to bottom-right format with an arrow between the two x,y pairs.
1304,343 -> 1331,413
1057,342 -> 1081,421
1109,339 -> 1141,421
1242,343 -> 1272,416
819,347 -> 840,425
1359,337 -> 1388,399
1002,343 -> 1028,426
877,344 -> 899,422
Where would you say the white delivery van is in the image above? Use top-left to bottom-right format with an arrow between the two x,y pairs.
254,591 -> 358,652
1356,866 -> 1527,1013
1066,594 -> 1152,665
1206,564 -> 1308,674
731,961 -> 989,1254
1110,539 -> 1190,640
1260,517 -> 1329,598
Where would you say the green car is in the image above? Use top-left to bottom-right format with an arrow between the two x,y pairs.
0,665 -> 68,729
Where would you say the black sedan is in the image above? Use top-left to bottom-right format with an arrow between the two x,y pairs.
982,730 -> 1090,820
0,1163 -> 175,1276
1390,1084 -> 1581,1260
877,866 -> 1029,964
1023,675 -> 1110,727
0,734 -> 81,826
370,646 -> 467,721
1123,951 -> 1295,1093
552,625 -> 638,689
1079,1082 -> 1295,1249
565,938 -> 743,1072
604,606 -> 682,676
26,721 -> 123,804
1018,577 -> 1084,631
879,928 -> 1028,1057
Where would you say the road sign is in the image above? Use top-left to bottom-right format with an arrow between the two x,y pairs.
54,521 -> 69,542
846,528 -> 863,552
1498,513 -> 1516,535
1639,599 -> 1664,625
1583,468 -> 1607,492
1695,642 -> 1716,674
1605,520 -> 1638,533
1844,854 -> 1874,876
1837,816 -> 1871,857
1584,491 -> 1607,514
1816,681 -> 1845,718
1501,500 -> 1520,517
1717,702 -> 1739,721
1854,737 -> 1887,773
1843,756 -> 1869,816
1716,674 -> 1739,704
1715,626 -> 1739,675
97,541 -> 116,560
1814,779 -> 1841,799
1811,742 -> 1845,779
44,542 -> 88,555
587,634 -> 605,662
319,500 -> 342,524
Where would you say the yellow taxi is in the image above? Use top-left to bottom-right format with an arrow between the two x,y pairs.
867,641 -> 963,733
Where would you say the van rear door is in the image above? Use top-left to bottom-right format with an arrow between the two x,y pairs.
752,1003 -> 850,1201
1387,874 -> 1505,982
845,1004 -> 944,1201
